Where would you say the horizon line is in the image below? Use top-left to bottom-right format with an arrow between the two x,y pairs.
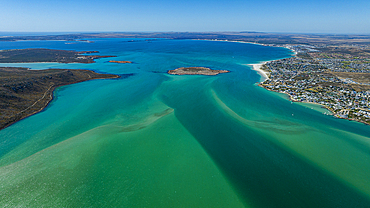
1,31 -> 370,36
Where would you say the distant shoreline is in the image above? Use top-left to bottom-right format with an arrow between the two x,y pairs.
0,48 -> 116,64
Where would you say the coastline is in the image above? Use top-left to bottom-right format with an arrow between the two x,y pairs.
211,39 -> 361,123
210,40 -> 370,126
203,38 -> 296,83
199,39 -> 262,46
202,38 -> 298,55
258,82 -> 370,126
188,39 -> 339,120
248,62 -> 270,82
259,82 -> 332,110
0,48 -> 116,64
0,70 -> 120,130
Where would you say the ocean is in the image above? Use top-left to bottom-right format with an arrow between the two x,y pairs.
0,38 -> 370,207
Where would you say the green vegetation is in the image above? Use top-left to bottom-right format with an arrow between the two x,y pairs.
296,53 -> 312,59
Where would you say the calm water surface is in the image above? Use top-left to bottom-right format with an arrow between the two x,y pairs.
1,39 -> 370,207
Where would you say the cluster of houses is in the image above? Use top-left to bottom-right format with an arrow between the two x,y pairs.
318,59 -> 370,73
260,56 -> 370,125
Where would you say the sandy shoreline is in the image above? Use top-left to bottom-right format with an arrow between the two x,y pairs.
248,62 -> 270,82
201,39 -> 262,46
205,39 -> 368,125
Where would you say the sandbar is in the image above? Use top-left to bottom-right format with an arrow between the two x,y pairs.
249,62 -> 270,82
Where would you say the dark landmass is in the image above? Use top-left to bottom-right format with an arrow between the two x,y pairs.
0,67 -> 119,130
108,60 -> 132,63
168,67 -> 229,75
0,48 -> 116,63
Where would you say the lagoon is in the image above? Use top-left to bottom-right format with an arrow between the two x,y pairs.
1,39 -> 370,207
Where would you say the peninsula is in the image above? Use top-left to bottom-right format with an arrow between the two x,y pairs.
0,48 -> 116,63
0,67 -> 119,130
168,67 -> 229,75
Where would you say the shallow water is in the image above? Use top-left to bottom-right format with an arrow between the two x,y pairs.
1,39 -> 370,207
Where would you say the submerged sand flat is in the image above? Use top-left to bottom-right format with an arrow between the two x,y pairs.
1,39 -> 370,208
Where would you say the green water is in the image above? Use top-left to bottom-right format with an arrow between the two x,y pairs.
0,39 -> 370,207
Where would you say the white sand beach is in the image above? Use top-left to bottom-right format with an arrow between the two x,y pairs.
249,62 -> 269,82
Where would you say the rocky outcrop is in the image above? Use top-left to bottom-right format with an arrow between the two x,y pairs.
108,60 -> 132,63
167,67 -> 229,75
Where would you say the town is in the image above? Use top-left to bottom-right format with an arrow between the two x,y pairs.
259,44 -> 370,125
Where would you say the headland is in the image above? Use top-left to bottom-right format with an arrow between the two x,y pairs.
0,48 -> 116,63
0,67 -> 120,130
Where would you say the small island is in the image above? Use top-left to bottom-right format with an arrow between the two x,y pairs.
0,67 -> 120,130
108,60 -> 132,64
167,67 -> 229,75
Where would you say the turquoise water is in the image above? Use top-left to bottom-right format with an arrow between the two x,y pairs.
1,39 -> 370,207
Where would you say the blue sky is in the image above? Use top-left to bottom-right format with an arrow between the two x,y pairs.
1,0 -> 369,34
